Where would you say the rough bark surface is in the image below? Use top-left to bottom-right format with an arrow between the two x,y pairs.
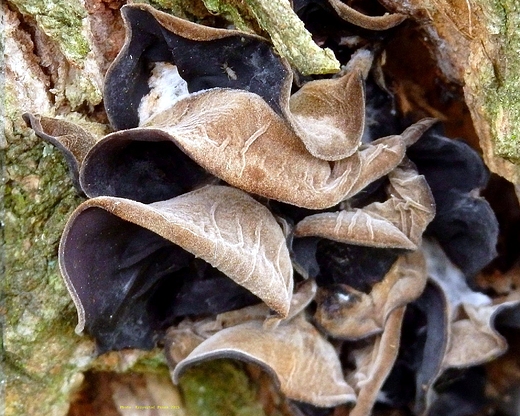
381,0 -> 520,183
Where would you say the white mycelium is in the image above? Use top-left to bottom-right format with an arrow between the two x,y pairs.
138,62 -> 189,125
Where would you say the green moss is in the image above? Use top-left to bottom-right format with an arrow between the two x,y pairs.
10,0 -> 89,64
179,360 -> 266,416
126,351 -> 170,375
480,0 -> 520,163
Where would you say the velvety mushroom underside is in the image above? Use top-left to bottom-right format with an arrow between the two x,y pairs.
408,127 -> 498,276
80,129 -> 212,203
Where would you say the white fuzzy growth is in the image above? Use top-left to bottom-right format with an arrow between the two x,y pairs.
422,240 -> 490,316
138,62 -> 189,125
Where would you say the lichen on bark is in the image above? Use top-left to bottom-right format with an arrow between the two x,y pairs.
2,2 -> 172,414
131,0 -> 213,22
9,0 -> 103,109
10,0 -> 89,63
3,95 -> 91,416
178,360 -> 267,416
479,0 -> 520,162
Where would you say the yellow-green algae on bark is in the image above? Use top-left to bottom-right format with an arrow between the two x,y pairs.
10,0 -> 89,64
200,0 -> 340,75
3,94 -> 88,416
380,0 -> 520,182
202,0 -> 258,32
178,360 -> 270,416
244,0 -> 339,75
9,0 -> 103,109
478,0 -> 520,163
2,103 -> 181,414
131,0 -> 213,22
459,0 -> 520,183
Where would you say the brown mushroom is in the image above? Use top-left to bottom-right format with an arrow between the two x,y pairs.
294,159 -> 435,250
424,240 -> 520,365
22,113 -> 98,192
171,314 -> 355,407
165,279 -> 317,363
412,240 -> 520,413
142,88 -> 435,209
346,306 -> 406,416
285,61 -> 365,161
327,0 -> 407,30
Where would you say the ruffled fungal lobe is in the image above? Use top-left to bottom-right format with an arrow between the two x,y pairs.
59,185 -> 293,351
172,315 -> 356,408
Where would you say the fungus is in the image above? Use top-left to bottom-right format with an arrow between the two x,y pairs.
408,126 -> 499,278
165,279 -> 319,364
22,114 -> 214,203
21,0 -> 511,413
126,89 -> 434,209
345,306 -> 406,416
22,113 -> 98,193
326,0 -> 406,31
382,241 -> 519,415
79,129 -> 214,203
59,185 -> 293,351
104,3 -> 292,130
294,159 -> 435,250
171,315 -> 356,408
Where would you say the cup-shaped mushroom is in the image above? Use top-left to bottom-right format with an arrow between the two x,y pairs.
171,315 -> 356,408
104,3 -> 292,130
285,68 -> 366,161
382,280 -> 451,415
343,306 -> 406,416
294,159 -> 436,251
291,161 -> 433,293
104,3 -> 432,165
408,127 -> 498,277
59,185 -> 293,352
326,0 -> 406,30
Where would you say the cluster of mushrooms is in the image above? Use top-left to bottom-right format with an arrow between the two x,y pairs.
24,2 -> 520,415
